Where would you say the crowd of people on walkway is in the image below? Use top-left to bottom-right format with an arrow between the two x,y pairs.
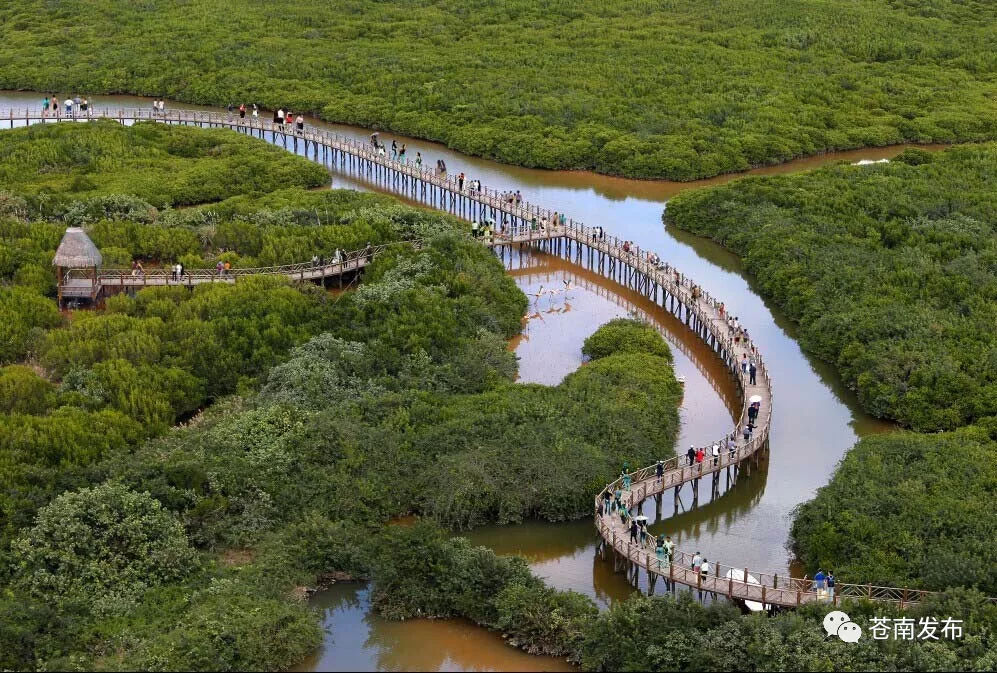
41,95 -> 93,118
600,461 -> 841,602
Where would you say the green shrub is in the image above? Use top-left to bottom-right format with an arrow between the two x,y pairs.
582,317 -> 673,361
0,365 -> 55,414
13,483 -> 197,616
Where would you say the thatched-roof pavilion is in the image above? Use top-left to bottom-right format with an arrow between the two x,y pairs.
53,227 -> 102,268
53,227 -> 102,305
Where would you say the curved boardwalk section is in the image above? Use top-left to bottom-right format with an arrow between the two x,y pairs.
9,106 -> 979,610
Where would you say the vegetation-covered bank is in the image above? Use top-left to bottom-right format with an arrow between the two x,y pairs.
791,427 -> 997,595
666,144 -> 997,432
665,143 -> 997,596
1,0 -> 996,179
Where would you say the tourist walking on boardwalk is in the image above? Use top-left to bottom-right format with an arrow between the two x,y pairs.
252,103 -> 259,119
296,114 -> 304,134
415,151 -> 422,168
700,558 -> 710,578
399,143 -> 406,164
686,445 -> 695,466
656,460 -> 664,484
814,568 -> 826,598
664,535 -> 675,564
363,242 -> 373,264
81,97 -> 90,116
51,96 -> 59,116
275,108 -> 284,126
639,519 -> 648,545
629,519 -> 639,545
749,361 -> 757,385
458,172 -> 465,191
827,571 -> 836,601
239,103 -> 246,119
692,551 -> 702,573
695,447 -> 705,465
152,98 -> 159,116
655,535 -> 666,562
223,260 -> 231,276
391,140 -> 397,160
601,488 -> 611,515
64,97 -> 73,116
159,99 -> 166,115
712,443 -> 720,466
42,96 -> 49,117
285,110 -> 294,127
741,353 -> 748,374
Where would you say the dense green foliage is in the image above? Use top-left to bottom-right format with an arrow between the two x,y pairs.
0,120 -> 328,207
667,143 -> 997,431
12,483 -> 197,616
578,588 -> 997,671
2,1 -> 997,178
791,426 -> 997,594
582,318 -> 673,362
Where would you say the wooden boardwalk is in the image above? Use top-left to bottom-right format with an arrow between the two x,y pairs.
12,106 -> 985,609
60,243 -> 396,302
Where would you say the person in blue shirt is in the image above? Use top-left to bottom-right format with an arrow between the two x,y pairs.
814,569 -> 826,596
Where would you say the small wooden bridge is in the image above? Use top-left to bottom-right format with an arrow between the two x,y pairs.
11,106 -> 984,610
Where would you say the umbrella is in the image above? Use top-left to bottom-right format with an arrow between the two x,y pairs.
749,395 -> 762,404
634,515 -> 648,524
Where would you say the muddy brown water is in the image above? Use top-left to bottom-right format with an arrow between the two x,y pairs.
1,91 -> 902,671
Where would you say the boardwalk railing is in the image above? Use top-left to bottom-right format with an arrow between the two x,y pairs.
64,241 -> 404,290
13,105 -> 989,609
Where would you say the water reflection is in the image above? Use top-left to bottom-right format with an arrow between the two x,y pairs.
293,584 -> 574,673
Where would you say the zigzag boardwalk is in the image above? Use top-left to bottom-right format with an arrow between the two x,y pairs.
11,106 -> 987,610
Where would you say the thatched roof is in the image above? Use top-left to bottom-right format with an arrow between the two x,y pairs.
52,227 -> 102,268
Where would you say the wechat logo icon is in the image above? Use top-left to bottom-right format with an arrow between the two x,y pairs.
823,610 -> 862,643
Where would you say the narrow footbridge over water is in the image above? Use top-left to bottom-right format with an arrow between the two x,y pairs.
11,106 -> 990,610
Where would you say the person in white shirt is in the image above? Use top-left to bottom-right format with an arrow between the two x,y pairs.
712,443 -> 720,466
701,558 -> 711,578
